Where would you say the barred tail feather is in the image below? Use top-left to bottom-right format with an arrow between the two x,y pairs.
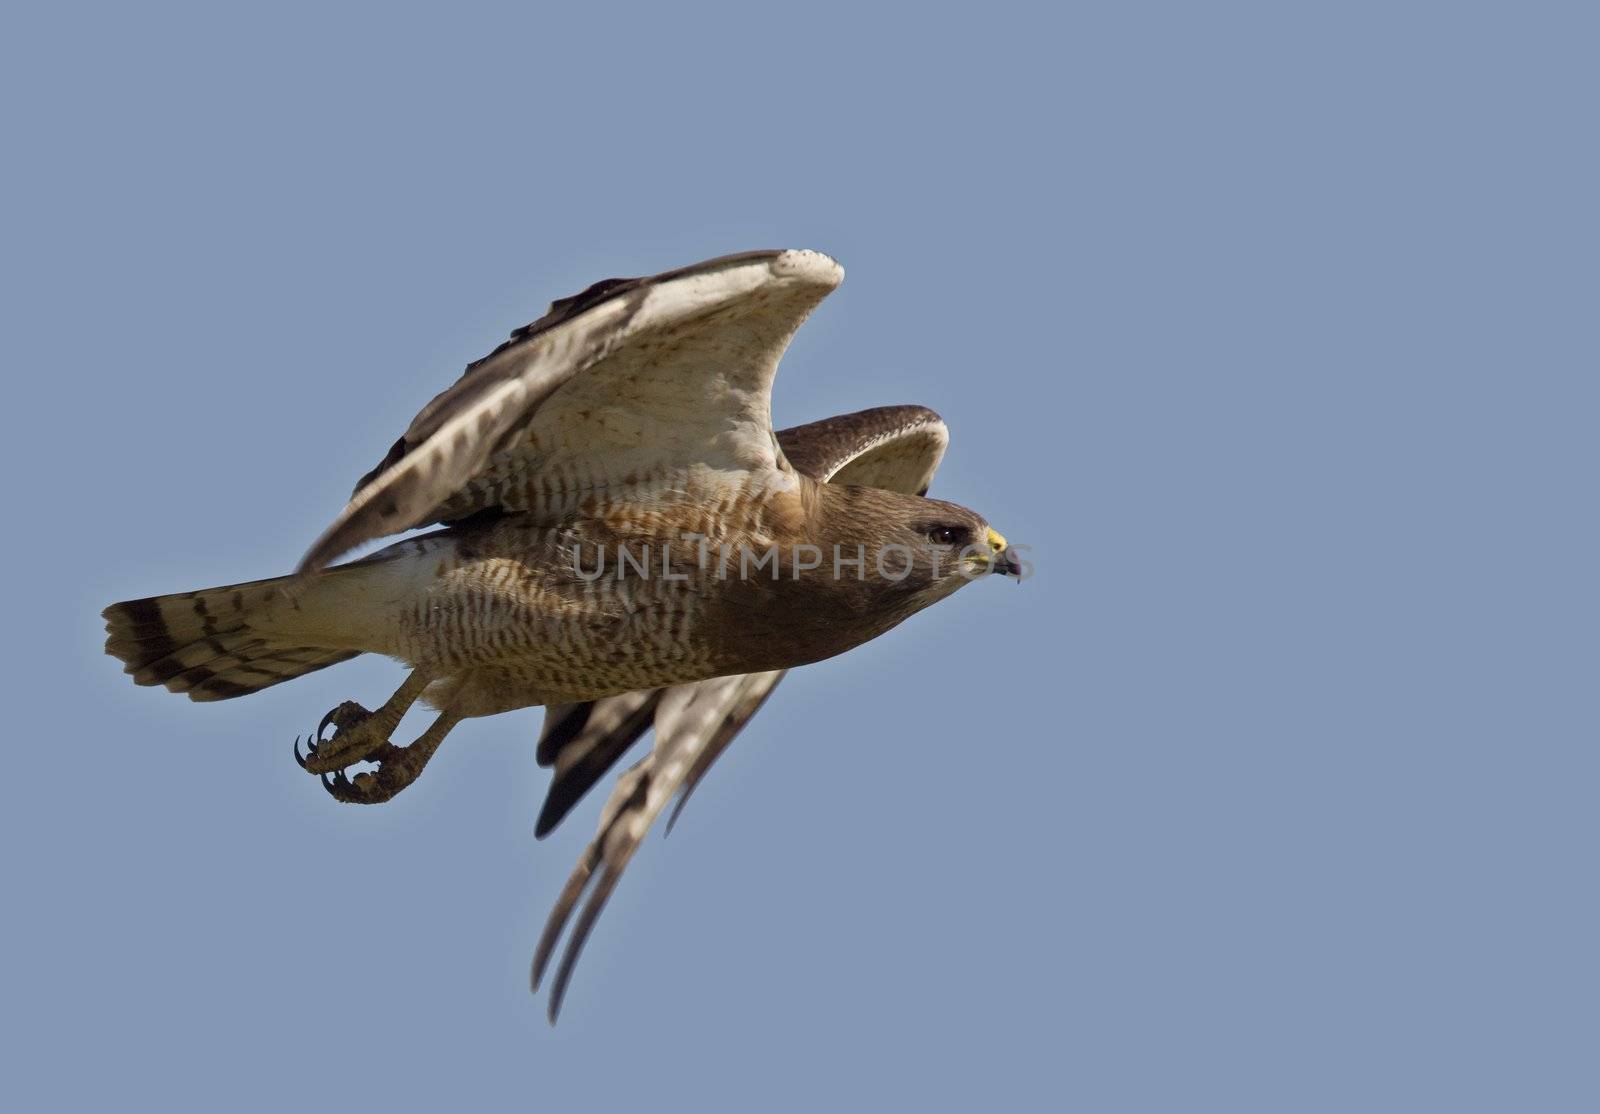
103,575 -> 360,702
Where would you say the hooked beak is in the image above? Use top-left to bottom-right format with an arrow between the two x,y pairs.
985,527 -> 1023,578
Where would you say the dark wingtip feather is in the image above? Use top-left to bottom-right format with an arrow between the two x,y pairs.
533,797 -> 566,840
533,696 -> 658,839
536,703 -> 595,767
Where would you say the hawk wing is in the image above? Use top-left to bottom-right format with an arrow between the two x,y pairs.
300,249 -> 844,573
531,405 -> 949,1021
777,404 -> 948,496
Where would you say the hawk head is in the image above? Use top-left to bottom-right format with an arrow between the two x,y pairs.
809,485 -> 1022,608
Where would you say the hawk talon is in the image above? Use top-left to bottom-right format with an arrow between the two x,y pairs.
295,700 -> 388,774
316,700 -> 371,744
317,743 -> 419,805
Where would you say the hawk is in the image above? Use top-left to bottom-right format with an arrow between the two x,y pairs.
103,249 -> 1022,1020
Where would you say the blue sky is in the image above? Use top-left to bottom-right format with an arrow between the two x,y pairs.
4,3 -> 1595,1111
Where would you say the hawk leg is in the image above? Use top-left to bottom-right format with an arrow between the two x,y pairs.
294,670 -> 433,775
319,709 -> 463,805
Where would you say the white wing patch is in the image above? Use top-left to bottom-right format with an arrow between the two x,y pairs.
826,419 -> 947,491
300,250 -> 842,573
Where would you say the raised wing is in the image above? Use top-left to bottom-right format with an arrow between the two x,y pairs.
300,249 -> 844,573
530,404 -> 950,1022
778,404 -> 948,493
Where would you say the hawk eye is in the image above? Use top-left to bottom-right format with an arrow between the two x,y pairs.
926,524 -> 970,546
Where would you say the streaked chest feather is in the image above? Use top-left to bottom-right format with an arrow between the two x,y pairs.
388,475 -> 804,695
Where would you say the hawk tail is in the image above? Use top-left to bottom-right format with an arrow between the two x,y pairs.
102,575 -> 360,702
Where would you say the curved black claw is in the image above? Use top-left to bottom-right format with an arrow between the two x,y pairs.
295,702 -> 377,776
317,745 -> 413,805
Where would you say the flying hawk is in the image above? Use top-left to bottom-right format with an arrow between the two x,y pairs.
103,249 -> 1022,1020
